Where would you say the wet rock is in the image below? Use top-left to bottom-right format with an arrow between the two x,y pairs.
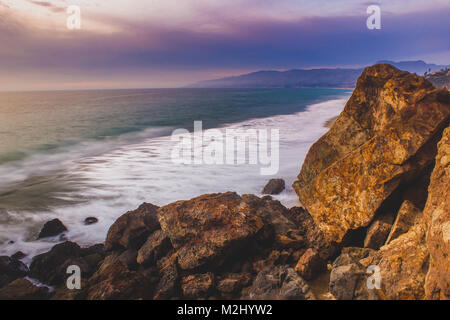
0,256 -> 29,288
37,219 -> 67,239
11,251 -> 26,260
29,241 -> 82,285
262,179 -> 285,195
137,230 -> 172,267
181,273 -> 214,299
294,248 -> 325,280
245,265 -> 315,300
84,217 -> 98,225
0,278 -> 50,300
105,202 -> 160,251
157,192 -> 265,270
294,64 -> 450,243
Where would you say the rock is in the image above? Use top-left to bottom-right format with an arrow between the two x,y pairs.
83,253 -> 155,300
245,265 -> 315,300
118,249 -> 138,269
181,273 -> 214,299
364,220 -> 392,250
11,251 -> 26,260
137,230 -> 172,267
0,256 -> 29,288
157,192 -> 265,270
385,200 -> 422,245
29,241 -> 82,285
424,127 -> 450,299
153,253 -> 179,300
294,248 -> 325,280
0,278 -> 50,300
293,64 -> 450,243
84,217 -> 98,225
37,219 -> 68,239
262,179 -> 285,195
104,202 -> 160,251
328,247 -> 378,300
217,273 -> 252,296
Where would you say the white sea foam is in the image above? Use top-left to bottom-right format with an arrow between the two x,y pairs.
0,97 -> 349,262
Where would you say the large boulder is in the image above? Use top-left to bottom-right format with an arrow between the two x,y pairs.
293,64 -> 450,243
104,202 -> 160,251
157,192 -> 265,270
0,256 -> 29,288
424,127 -> 450,299
0,278 -> 50,300
262,179 -> 285,195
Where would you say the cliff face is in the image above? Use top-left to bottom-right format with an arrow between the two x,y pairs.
293,64 -> 450,244
294,64 -> 450,299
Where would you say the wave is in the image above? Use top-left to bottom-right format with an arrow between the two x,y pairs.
0,96 -> 349,262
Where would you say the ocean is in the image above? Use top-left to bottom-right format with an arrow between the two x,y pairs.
0,88 -> 351,261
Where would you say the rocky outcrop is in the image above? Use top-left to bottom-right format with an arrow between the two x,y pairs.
424,127 -> 450,299
293,64 -> 450,243
0,279 -> 50,300
0,256 -> 29,288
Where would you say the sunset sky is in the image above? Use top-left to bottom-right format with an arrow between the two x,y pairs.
0,0 -> 449,90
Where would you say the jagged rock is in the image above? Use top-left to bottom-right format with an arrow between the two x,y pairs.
329,247 -> 378,300
11,251 -> 26,260
83,253 -> 155,300
245,265 -> 315,300
37,219 -> 67,239
157,192 -> 265,270
181,273 -> 214,299
29,241 -> 82,285
217,273 -> 252,296
0,256 -> 29,288
84,217 -> 98,225
0,278 -> 50,300
385,200 -> 422,245
137,230 -> 172,267
424,127 -> 450,299
293,64 -> 450,243
153,253 -> 179,300
364,220 -> 392,249
105,202 -> 160,251
262,179 -> 285,195
294,248 -> 325,280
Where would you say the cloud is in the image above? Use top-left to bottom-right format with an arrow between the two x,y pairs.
26,0 -> 65,13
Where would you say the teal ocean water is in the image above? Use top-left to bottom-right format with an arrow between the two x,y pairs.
0,88 -> 351,260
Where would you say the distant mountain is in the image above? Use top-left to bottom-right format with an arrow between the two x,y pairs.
189,60 -> 449,89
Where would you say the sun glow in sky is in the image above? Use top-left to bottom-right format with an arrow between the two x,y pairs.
0,0 -> 449,90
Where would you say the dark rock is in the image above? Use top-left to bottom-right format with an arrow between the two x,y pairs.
11,251 -> 26,260
0,278 -> 50,300
181,273 -> 214,299
217,273 -> 252,296
137,230 -> 172,267
80,244 -> 104,256
0,256 -> 29,288
262,179 -> 285,195
105,202 -> 160,251
363,220 -> 392,250
37,219 -> 68,239
294,248 -> 325,280
153,253 -> 179,300
245,265 -> 315,300
118,249 -> 138,269
29,241 -> 81,285
84,217 -> 98,225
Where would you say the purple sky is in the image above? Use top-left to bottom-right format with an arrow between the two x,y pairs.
0,0 -> 449,90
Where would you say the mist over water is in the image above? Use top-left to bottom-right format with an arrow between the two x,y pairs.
0,88 -> 350,261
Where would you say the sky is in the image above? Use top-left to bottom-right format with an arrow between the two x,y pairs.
0,0 -> 449,90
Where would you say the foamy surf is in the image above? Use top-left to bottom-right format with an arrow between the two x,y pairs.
0,97 -> 349,262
